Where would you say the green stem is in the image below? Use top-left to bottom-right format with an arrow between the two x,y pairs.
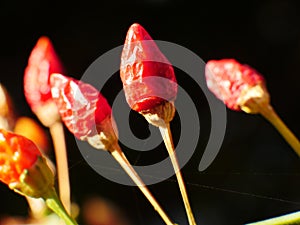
258,104 -> 300,157
246,211 -> 300,225
44,188 -> 78,225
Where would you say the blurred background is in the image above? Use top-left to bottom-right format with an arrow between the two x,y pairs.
1,0 -> 300,224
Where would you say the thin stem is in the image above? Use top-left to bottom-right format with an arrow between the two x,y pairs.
246,210 -> 300,225
44,188 -> 78,225
49,122 -> 71,214
159,123 -> 197,225
110,146 -> 176,225
258,104 -> 300,157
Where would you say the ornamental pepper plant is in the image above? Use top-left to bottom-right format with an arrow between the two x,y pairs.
0,20 -> 300,225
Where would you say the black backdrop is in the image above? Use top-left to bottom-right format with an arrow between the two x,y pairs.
1,0 -> 300,224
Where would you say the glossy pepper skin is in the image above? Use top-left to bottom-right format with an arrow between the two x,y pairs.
50,73 -> 112,140
0,129 -> 41,186
24,36 -> 64,113
120,23 -> 177,112
205,59 -> 265,111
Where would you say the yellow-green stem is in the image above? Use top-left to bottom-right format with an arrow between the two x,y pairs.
159,123 -> 197,225
246,210 -> 300,225
110,146 -> 176,225
44,188 -> 77,225
258,104 -> 300,157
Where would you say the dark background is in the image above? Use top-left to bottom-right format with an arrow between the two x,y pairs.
1,0 -> 300,224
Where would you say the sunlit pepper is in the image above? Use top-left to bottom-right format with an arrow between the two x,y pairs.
120,23 -> 195,225
50,74 -> 175,225
205,59 -> 268,113
24,36 -> 64,126
50,73 -> 115,149
120,23 -> 177,120
205,58 -> 300,158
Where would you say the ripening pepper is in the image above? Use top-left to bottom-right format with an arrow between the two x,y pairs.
50,73 -> 116,149
24,36 -> 64,127
0,129 -> 53,198
0,129 -> 78,225
205,59 -> 269,113
120,23 -> 177,126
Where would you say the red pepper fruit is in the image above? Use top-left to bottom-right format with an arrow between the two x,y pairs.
0,129 -> 76,224
50,73 -> 176,224
120,23 -> 177,113
24,36 -> 64,126
0,135 -> 52,209
205,58 -> 300,159
50,75 -> 174,224
50,73 -> 112,141
0,129 -> 54,199
205,59 -> 267,112
0,129 -> 54,198
120,24 -> 196,225
0,129 -> 41,186
24,36 -> 64,110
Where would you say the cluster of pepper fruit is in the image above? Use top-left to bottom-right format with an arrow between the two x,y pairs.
0,23 -> 300,225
